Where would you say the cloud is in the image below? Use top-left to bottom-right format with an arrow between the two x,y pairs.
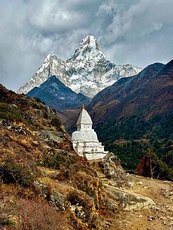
0,0 -> 173,91
98,1 -> 160,43
27,1 -> 83,33
96,0 -> 173,66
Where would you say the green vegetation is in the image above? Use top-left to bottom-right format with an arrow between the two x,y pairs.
43,152 -> 75,169
0,102 -> 24,122
150,114 -> 173,139
96,113 -> 173,179
96,114 -> 148,141
96,114 -> 173,141
104,138 -> 173,179
34,97 -> 43,103
32,103 -> 41,109
0,158 -> 34,187
105,141 -> 148,171
78,183 -> 96,198
136,150 -> 173,180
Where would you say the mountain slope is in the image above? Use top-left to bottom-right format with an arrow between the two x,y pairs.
89,60 -> 173,138
91,60 -> 173,173
2,84 -> 168,230
105,61 -> 172,121
27,76 -> 90,110
18,55 -> 66,95
88,62 -> 165,123
17,35 -> 142,98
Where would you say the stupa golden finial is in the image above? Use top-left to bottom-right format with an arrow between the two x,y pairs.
82,104 -> 85,110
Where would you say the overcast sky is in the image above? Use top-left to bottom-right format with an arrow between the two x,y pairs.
1,0 -> 173,92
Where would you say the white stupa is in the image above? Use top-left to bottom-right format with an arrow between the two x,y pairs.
72,105 -> 108,160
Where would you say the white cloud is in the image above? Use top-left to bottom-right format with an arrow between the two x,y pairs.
27,1 -> 85,33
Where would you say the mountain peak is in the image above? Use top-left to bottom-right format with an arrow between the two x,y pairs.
18,35 -> 142,97
68,35 -> 105,62
81,35 -> 100,51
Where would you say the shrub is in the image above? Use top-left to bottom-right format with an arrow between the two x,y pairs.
0,159 -> 34,187
51,118 -> 61,129
78,183 -> 95,198
43,112 -> 48,119
0,102 -> 24,122
17,199 -> 64,230
43,152 -> 75,169
32,103 -> 40,109
67,190 -> 94,222
78,183 -> 97,206
34,97 -> 42,103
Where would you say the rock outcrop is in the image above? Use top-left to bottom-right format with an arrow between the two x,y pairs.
105,185 -> 155,211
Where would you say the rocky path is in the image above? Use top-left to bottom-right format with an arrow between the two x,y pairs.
97,171 -> 173,230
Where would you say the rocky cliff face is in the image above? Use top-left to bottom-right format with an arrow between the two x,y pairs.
18,35 -> 142,98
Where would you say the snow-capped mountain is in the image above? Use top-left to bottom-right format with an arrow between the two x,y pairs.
18,35 -> 142,98
18,55 -> 67,95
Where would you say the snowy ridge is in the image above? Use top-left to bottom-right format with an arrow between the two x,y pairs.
18,54 -> 66,94
18,35 -> 142,98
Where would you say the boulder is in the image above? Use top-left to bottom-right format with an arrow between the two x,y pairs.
50,190 -> 69,211
105,185 -> 155,211
101,152 -> 127,187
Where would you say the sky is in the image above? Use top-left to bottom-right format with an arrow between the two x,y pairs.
1,0 -> 173,92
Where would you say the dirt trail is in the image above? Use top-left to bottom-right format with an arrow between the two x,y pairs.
99,173 -> 173,230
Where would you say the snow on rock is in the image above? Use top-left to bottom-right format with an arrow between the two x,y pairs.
17,35 -> 143,98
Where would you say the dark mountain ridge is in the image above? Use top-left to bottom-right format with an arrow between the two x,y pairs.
91,60 -> 173,137
27,76 -> 90,110
88,62 -> 165,123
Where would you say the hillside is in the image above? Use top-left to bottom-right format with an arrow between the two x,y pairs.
88,62 -> 165,122
93,60 -> 173,175
1,84 -> 173,230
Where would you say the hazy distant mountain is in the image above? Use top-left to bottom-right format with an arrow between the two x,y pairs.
18,35 -> 142,98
